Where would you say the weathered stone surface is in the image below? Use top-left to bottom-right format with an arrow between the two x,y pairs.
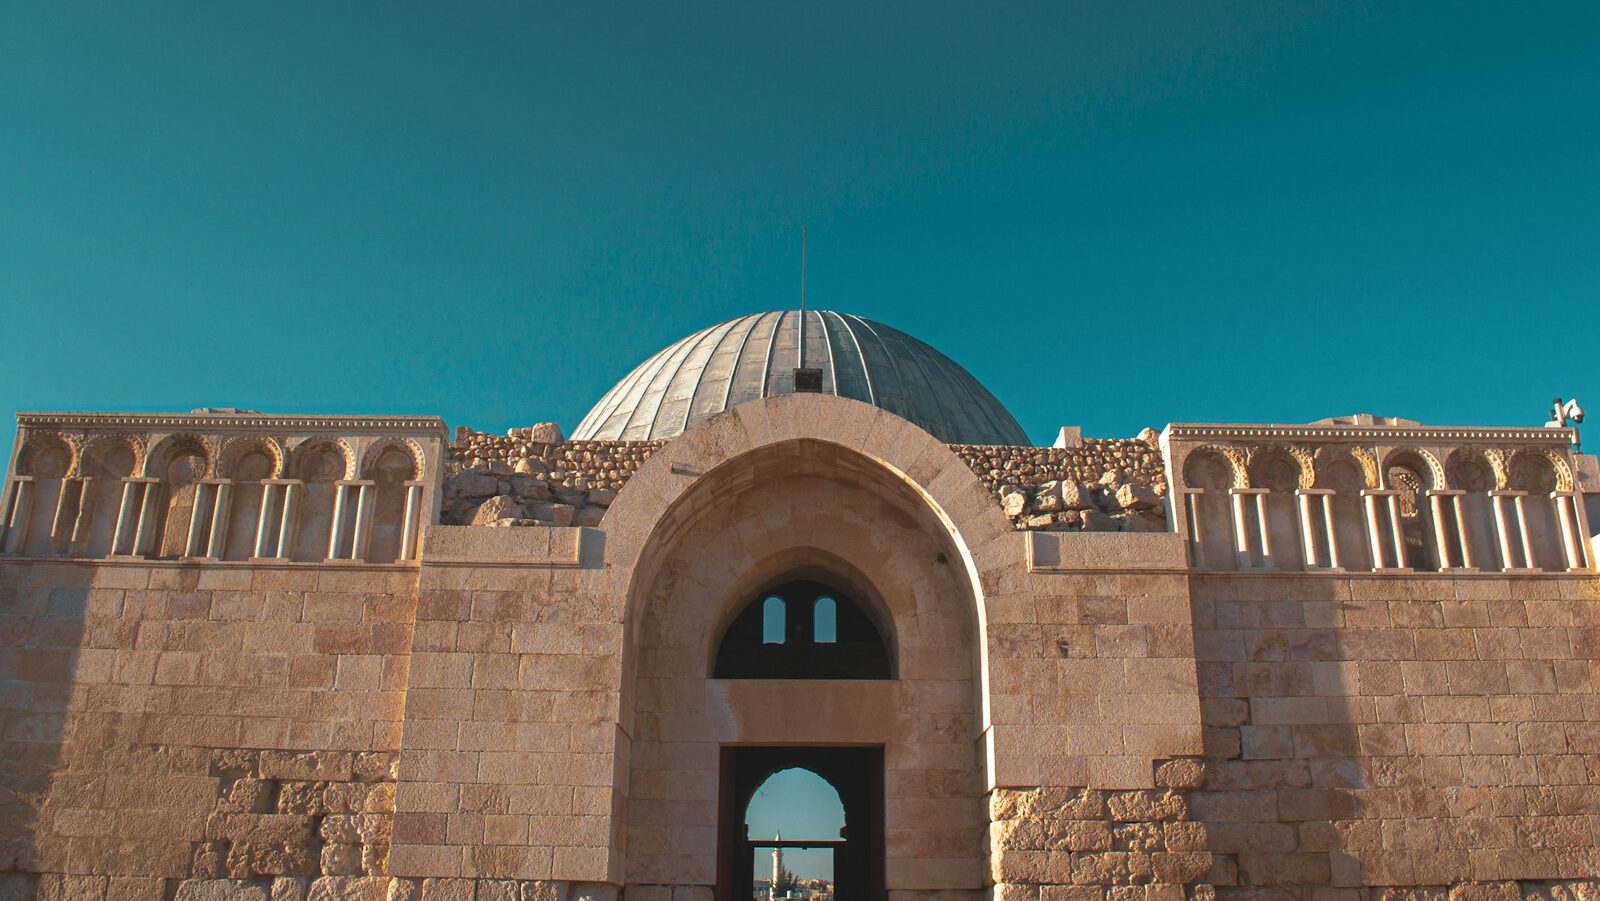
525,501 -> 576,526
1154,759 -> 1206,791
175,881 -> 270,901
1080,509 -> 1116,532
1114,483 -> 1161,511
469,495 -> 523,526
574,505 -> 607,527
308,877 -> 390,901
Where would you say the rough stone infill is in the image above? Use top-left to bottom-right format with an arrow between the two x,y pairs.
989,759 -> 1211,901
442,424 -> 663,528
192,749 -> 397,885
952,433 -> 1169,533
443,424 -> 1169,531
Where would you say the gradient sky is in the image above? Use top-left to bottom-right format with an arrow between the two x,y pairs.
4,2 -> 1598,466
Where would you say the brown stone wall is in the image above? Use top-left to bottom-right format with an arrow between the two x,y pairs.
389,530 -> 622,887
0,560 -> 415,899
1190,574 -> 1600,898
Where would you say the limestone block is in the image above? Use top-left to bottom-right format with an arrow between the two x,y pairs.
478,882 -> 520,901
419,879 -> 476,901
1081,509 -> 1116,532
451,471 -> 501,498
225,779 -> 276,814
526,501 -> 576,526
108,877 -> 166,901
471,495 -> 524,526
523,883 -> 564,901
1153,759 -> 1206,791
574,505 -> 606,527
570,884 -> 618,901
1106,791 -> 1187,822
1001,489 -> 1029,517
277,783 -> 329,816
321,844 -> 362,876
512,477 -> 552,501
354,752 -> 399,783
261,751 -> 354,783
174,882 -> 270,901
1115,483 -> 1161,511
324,782 -> 374,814
387,880 -> 420,901
308,878 -> 392,901
270,879 -> 309,901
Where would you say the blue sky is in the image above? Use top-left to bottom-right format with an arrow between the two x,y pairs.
747,767 -> 845,881
3,1 -> 1597,464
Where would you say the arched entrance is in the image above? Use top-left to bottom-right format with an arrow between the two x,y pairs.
610,428 -> 1004,899
721,749 -> 884,901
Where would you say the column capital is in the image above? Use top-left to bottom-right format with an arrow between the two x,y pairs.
337,480 -> 376,488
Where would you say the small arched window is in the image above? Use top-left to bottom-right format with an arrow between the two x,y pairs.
714,580 -> 891,680
813,597 -> 837,643
762,596 -> 786,644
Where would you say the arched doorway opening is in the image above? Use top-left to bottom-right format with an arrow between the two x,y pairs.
720,748 -> 884,901
745,768 -> 845,901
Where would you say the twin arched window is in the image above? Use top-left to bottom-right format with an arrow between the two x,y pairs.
716,580 -> 891,680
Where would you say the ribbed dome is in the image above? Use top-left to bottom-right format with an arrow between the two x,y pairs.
573,310 -> 1029,445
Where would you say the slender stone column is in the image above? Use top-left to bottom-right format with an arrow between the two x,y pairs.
275,480 -> 302,560
253,482 -> 278,559
349,480 -> 377,562
1295,490 -> 1319,568
1424,490 -> 1468,570
184,482 -> 212,558
1253,491 -> 1274,570
206,480 -> 233,559
111,479 -> 140,555
1228,489 -> 1252,570
1490,492 -> 1517,570
1385,494 -> 1406,569
1,477 -> 35,556
327,482 -> 352,560
132,479 -> 162,557
67,479 -> 93,552
400,481 -> 424,561
1361,491 -> 1386,569
1182,489 -> 1206,568
1320,493 -> 1342,569
50,478 -> 82,556
1452,493 -> 1475,570
1513,493 -> 1536,571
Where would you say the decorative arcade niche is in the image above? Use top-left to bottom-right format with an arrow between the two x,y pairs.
712,580 -> 892,680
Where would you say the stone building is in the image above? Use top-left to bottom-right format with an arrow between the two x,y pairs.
1,309 -> 1598,901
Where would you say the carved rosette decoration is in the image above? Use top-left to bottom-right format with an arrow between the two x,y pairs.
360,437 -> 427,481
288,436 -> 357,481
217,435 -> 288,480
1193,444 -> 1249,489
1382,446 -> 1446,491
80,432 -> 148,480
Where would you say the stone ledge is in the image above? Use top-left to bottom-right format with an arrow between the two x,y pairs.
1026,532 -> 1188,573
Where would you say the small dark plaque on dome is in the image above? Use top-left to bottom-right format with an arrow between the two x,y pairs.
792,367 -> 823,393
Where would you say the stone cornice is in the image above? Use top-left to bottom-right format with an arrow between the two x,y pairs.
16,411 -> 448,435
1164,423 -> 1576,445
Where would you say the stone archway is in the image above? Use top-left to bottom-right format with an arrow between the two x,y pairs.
585,394 -> 1020,900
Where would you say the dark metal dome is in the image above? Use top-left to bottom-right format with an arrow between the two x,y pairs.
572,310 -> 1029,445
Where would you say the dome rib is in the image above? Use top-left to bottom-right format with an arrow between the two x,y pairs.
572,310 -> 1029,445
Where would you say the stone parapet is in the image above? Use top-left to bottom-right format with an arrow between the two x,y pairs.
1164,420 -> 1593,575
1,412 -> 446,565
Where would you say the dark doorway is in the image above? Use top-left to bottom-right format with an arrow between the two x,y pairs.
718,747 -> 885,901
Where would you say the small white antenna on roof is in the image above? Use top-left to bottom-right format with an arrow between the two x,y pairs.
799,224 -> 807,369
